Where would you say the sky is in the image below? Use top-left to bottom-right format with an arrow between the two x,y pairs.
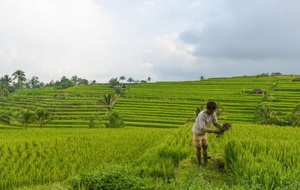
1,0 -> 300,83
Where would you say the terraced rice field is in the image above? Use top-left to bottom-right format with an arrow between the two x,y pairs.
1,75 -> 299,128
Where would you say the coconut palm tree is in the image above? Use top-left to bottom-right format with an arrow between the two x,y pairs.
27,76 -> 41,88
35,109 -> 52,128
20,109 -> 33,128
1,75 -> 12,86
12,70 -> 26,90
0,75 -> 13,95
97,92 -> 119,118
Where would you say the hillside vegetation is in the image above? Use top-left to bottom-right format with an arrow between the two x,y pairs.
0,75 -> 299,189
1,75 -> 299,128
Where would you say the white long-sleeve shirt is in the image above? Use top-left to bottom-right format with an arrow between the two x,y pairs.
192,110 -> 220,136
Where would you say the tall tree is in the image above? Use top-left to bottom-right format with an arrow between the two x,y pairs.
78,78 -> 89,86
97,92 -> 119,118
90,80 -> 97,85
109,77 -> 120,87
119,76 -> 126,83
71,75 -> 79,86
0,75 -> 13,96
147,77 -> 151,82
27,76 -> 41,88
57,76 -> 73,89
12,70 -> 26,90
127,77 -> 134,83
1,75 -> 13,87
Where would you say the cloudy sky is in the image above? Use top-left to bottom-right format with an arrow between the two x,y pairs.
1,0 -> 300,83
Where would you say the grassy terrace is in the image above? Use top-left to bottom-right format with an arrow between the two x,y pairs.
0,75 -> 299,128
263,75 -> 300,115
0,85 -> 113,128
118,76 -> 278,125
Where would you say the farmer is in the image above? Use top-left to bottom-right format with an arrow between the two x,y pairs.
192,100 -> 222,168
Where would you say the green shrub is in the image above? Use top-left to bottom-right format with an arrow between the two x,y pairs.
88,114 -> 96,128
290,105 -> 300,126
105,112 -> 125,128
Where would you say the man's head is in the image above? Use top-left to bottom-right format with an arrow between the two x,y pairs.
206,101 -> 217,115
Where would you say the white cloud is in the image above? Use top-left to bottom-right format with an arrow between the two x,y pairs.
188,1 -> 202,10
154,33 -> 197,63
1,0 -> 300,83
0,0 -> 116,82
138,33 -> 202,81
138,0 -> 156,16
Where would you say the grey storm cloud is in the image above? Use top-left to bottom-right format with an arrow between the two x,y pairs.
180,0 -> 300,60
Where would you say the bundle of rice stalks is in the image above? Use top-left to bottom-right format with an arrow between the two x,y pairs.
217,123 -> 232,137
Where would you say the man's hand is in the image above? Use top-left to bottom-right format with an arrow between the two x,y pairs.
214,129 -> 223,134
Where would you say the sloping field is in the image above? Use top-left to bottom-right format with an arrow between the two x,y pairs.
0,85 -> 113,128
264,76 -> 300,114
116,76 -> 288,126
0,75 -> 299,128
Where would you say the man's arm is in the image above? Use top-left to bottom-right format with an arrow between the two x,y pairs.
213,122 -> 222,129
200,121 -> 222,134
212,113 -> 222,129
203,128 -> 222,134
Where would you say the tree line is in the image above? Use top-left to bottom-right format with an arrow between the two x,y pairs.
0,69 -> 96,96
0,70 -> 152,97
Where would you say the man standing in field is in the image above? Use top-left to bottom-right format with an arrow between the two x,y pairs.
192,100 -> 222,168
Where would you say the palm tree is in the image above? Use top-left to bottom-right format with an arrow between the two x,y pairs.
12,70 -> 26,89
1,75 -> 13,86
185,106 -> 204,123
127,77 -> 134,83
0,75 -> 13,95
20,109 -> 33,128
119,76 -> 126,83
35,109 -> 52,128
255,104 -> 282,125
28,76 -> 40,88
290,105 -> 300,126
97,92 -> 119,118
0,76 -> 9,96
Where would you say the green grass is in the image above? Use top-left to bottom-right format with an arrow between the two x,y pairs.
1,74 -> 300,189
